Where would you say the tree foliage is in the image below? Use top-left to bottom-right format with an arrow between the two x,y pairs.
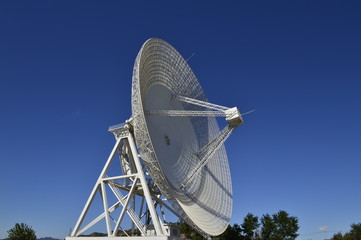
180,222 -> 205,240
218,224 -> 242,240
182,210 -> 299,240
332,232 -> 344,240
271,210 -> 299,240
7,223 -> 36,240
241,213 -> 260,239
260,214 -> 276,240
349,223 -> 361,239
331,223 -> 361,240
259,211 -> 299,240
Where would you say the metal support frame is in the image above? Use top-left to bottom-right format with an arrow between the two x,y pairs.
145,95 -> 244,189
68,125 -> 170,238
67,95 -> 246,239
181,125 -> 236,189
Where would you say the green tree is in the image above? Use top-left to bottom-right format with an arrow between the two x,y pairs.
180,222 -> 205,240
333,223 -> 361,240
241,213 -> 260,240
331,232 -> 343,240
7,223 -> 36,240
272,210 -> 299,240
218,224 -> 242,240
331,223 -> 361,240
349,223 -> 361,240
260,211 -> 299,240
342,233 -> 353,240
260,214 -> 276,240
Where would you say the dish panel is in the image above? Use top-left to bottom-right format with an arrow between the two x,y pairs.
131,38 -> 232,236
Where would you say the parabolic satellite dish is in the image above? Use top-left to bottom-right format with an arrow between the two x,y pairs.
132,38 -> 242,236
68,38 -> 244,239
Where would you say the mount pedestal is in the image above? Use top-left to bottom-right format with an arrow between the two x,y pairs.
66,123 -> 182,239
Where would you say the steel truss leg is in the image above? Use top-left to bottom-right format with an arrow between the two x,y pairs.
69,133 -> 164,237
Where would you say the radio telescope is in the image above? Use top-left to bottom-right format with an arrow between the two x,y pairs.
66,38 -> 244,240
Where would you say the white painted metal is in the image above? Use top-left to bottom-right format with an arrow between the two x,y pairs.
225,107 -> 243,127
101,180 -> 112,235
175,95 -> 229,111
67,237 -> 178,240
180,125 -> 236,190
132,38 -> 242,236
144,97 -> 244,127
71,136 -> 123,237
145,109 -> 226,117
75,202 -> 121,236
127,132 -> 164,236
68,124 -> 174,238
68,38 -> 244,239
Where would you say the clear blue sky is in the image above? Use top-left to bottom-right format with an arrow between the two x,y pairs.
1,1 -> 360,239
